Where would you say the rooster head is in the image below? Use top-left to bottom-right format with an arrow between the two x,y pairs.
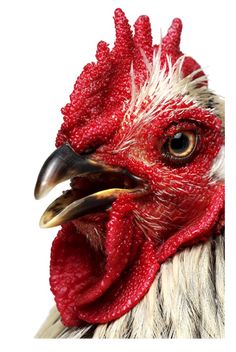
34,9 -> 224,326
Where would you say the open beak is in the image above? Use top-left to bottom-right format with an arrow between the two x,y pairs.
34,144 -> 143,228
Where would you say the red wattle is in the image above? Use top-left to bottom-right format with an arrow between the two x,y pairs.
77,240 -> 160,324
50,186 -> 224,326
50,197 -> 147,326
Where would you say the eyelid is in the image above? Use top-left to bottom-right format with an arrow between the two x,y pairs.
164,120 -> 201,137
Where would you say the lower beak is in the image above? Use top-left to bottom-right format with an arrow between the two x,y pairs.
34,144 -> 142,228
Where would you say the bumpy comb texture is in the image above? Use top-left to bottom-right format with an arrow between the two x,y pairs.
56,8 -> 203,153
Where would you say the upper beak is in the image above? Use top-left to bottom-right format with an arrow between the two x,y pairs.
34,144 -> 143,228
34,143 -> 128,200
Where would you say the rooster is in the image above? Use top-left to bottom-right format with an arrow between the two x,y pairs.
34,9 -> 224,338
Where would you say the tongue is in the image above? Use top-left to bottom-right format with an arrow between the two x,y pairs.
49,196 -> 160,326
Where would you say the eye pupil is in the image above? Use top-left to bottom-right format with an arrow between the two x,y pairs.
170,132 -> 190,154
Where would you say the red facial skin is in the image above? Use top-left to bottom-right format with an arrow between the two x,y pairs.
50,9 -> 224,326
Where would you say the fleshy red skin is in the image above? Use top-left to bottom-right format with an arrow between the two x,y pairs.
49,9 -> 225,326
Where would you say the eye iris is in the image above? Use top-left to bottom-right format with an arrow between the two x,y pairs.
162,129 -> 198,164
170,132 -> 190,154
166,130 -> 197,159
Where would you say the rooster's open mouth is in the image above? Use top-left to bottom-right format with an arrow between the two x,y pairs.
34,144 -> 145,228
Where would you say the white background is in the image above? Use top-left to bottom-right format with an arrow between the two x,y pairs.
0,0 -> 235,351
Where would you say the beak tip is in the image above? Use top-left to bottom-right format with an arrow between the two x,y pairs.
34,191 -> 40,200
39,214 -> 58,228
39,218 -> 48,228
34,179 -> 42,199
34,183 -> 49,200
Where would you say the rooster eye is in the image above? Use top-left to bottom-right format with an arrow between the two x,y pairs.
163,130 -> 198,162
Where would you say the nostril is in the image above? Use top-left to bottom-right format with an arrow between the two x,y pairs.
80,147 -> 97,156
80,143 -> 103,156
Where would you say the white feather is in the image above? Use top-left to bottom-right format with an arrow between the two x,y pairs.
209,146 -> 225,181
113,49 -> 224,153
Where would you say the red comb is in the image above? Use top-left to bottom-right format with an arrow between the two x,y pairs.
56,8 -> 204,153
